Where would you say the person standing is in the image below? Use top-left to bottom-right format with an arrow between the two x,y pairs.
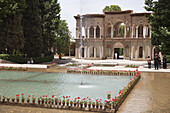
147,56 -> 151,68
158,54 -> 161,69
163,54 -> 167,69
154,54 -> 159,70
115,53 -> 117,59
30,57 -> 34,64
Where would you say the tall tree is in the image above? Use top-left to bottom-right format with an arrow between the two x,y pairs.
103,5 -> 121,12
0,0 -> 26,53
23,0 -> 43,57
40,0 -> 60,56
55,20 -> 71,59
145,0 -> 170,54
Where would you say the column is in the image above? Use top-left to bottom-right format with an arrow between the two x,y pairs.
100,47 -> 102,58
111,24 -> 113,38
131,47 -> 133,59
87,27 -> 90,38
131,27 -> 134,38
94,27 -> 96,39
136,26 -> 138,38
102,46 -> 103,58
75,48 -> 78,58
88,47 -> 90,58
84,46 -> 87,58
100,27 -> 102,39
94,47 -> 96,58
143,49 -> 145,59
124,25 -> 126,38
149,29 -> 152,38
143,26 -> 146,38
84,27 -> 86,39
79,47 -> 81,58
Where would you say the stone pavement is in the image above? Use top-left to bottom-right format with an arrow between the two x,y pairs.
0,105 -> 93,113
118,72 -> 170,113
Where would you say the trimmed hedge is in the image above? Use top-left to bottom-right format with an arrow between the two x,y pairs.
0,54 -> 54,64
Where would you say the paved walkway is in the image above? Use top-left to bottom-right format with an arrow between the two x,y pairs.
118,72 -> 170,113
0,105 -> 93,113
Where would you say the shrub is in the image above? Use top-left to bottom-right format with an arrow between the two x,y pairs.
0,54 -> 54,64
167,55 -> 170,63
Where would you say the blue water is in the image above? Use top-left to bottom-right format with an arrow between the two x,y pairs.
0,71 -> 133,101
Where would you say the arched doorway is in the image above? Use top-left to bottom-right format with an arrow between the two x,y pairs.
81,48 -> 84,57
96,46 -> 100,57
139,46 -> 143,58
131,46 -> 135,58
113,42 -> 124,59
89,46 -> 94,57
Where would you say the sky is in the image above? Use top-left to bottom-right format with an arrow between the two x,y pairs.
58,0 -> 148,38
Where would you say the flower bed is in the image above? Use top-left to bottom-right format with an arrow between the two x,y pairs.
125,64 -> 139,68
0,72 -> 141,112
67,67 -> 137,76
0,66 -> 27,71
47,63 -> 57,68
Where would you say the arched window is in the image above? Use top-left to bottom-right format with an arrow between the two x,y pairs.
107,27 -> 111,37
138,25 -> 143,37
96,26 -> 100,38
89,26 -> 94,37
139,46 -> 143,58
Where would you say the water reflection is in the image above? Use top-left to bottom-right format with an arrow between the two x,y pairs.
118,72 -> 170,113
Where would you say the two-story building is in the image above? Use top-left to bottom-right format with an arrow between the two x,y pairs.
74,10 -> 155,60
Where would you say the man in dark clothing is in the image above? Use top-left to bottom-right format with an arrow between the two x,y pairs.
147,56 -> 151,68
163,55 -> 167,69
154,54 -> 159,70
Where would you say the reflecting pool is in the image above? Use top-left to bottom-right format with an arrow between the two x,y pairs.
0,71 -> 133,100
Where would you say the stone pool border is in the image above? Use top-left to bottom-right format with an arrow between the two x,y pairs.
0,71 -> 141,113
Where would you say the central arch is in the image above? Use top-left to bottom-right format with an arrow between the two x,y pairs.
113,42 -> 124,59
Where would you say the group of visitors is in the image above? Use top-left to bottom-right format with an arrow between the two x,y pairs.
27,57 -> 34,64
147,53 -> 167,70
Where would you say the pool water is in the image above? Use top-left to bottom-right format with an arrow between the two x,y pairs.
0,71 -> 133,100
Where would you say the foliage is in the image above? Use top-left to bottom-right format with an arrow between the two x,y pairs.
0,0 -> 61,58
22,0 -> 43,57
103,5 -> 121,12
167,55 -> 170,63
55,20 -> 71,59
0,54 -> 53,64
40,0 -> 61,55
0,0 -> 26,53
144,0 -> 170,55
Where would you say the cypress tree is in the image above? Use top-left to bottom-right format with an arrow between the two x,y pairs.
0,0 -> 26,54
40,0 -> 60,56
23,0 -> 43,57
